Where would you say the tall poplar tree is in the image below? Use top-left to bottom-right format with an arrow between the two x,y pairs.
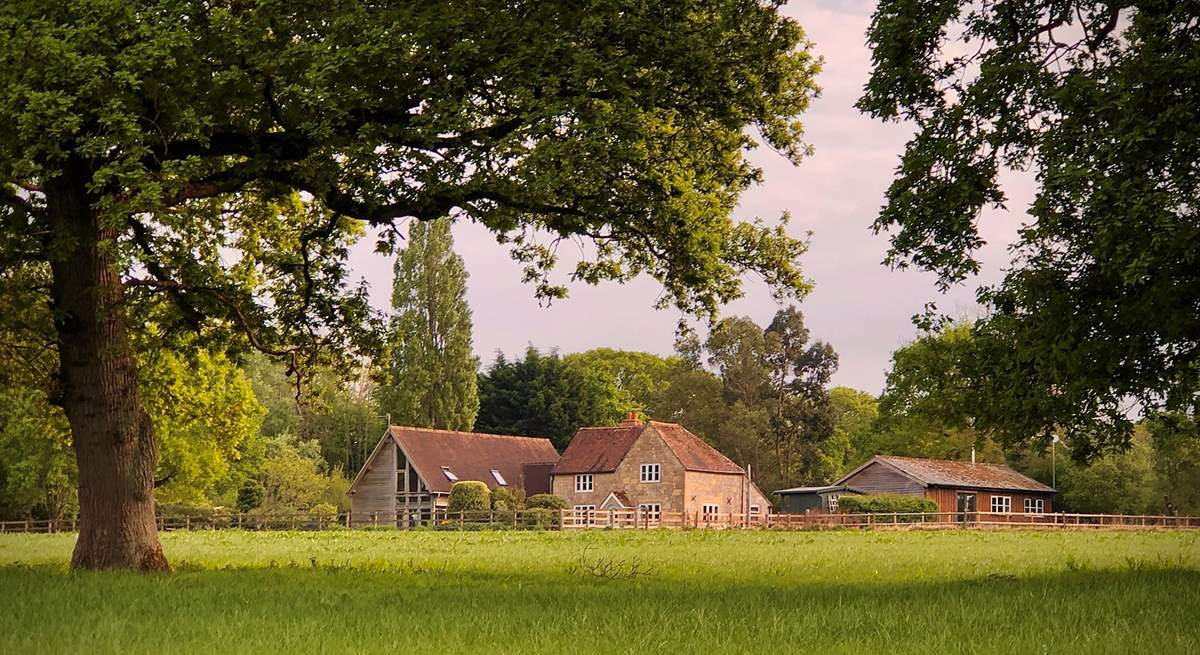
377,219 -> 478,431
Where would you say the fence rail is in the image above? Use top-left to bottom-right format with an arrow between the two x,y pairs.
2,509 -> 1197,534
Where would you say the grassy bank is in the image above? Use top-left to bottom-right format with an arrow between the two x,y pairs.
1,529 -> 1197,654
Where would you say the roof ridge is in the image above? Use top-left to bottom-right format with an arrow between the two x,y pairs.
881,454 -> 1015,467
389,425 -> 552,443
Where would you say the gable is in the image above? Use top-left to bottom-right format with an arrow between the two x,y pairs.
840,461 -> 925,495
614,425 -> 684,478
600,491 -> 632,510
551,424 -> 643,474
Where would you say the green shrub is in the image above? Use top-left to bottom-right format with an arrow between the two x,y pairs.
447,481 -> 491,513
526,494 -> 567,510
309,502 -> 339,520
839,494 -> 937,516
236,481 -> 264,513
491,486 -> 523,511
522,508 -> 561,529
156,501 -> 218,519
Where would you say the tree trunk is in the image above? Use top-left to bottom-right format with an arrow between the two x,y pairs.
45,161 -> 168,571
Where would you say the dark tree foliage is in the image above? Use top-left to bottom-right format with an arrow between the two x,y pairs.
860,2 -> 1200,459
476,348 -> 621,449
0,1 -> 819,569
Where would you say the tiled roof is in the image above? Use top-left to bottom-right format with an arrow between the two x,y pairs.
601,491 -> 632,509
388,426 -> 559,494
868,456 -> 1054,493
650,421 -> 744,474
774,485 -> 864,495
551,420 -> 745,475
550,424 -> 643,474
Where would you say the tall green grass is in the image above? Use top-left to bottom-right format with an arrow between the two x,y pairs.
1,529 -> 1197,654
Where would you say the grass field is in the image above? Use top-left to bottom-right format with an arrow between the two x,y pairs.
1,529 -> 1198,654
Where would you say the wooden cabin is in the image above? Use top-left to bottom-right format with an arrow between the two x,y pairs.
346,426 -> 558,526
833,455 -> 1056,520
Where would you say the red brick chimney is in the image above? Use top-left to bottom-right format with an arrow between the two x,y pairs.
622,411 -> 640,425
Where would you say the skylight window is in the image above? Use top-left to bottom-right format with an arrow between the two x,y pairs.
490,469 -> 508,486
441,466 -> 458,482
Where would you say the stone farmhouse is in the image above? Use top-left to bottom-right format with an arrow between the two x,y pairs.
551,413 -> 771,525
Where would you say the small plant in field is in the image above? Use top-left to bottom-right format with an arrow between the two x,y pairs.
568,546 -> 656,581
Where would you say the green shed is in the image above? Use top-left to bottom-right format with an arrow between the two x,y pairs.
774,485 -> 864,514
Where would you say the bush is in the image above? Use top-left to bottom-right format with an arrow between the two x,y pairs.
522,508 -> 561,529
447,481 -> 491,513
309,502 -> 339,520
236,481 -> 264,513
526,494 -> 568,510
157,501 -> 218,519
839,494 -> 937,516
491,486 -> 524,511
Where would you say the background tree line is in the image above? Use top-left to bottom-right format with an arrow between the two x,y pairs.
3,217 -> 1197,520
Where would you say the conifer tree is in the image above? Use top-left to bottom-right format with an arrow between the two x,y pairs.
377,220 -> 479,431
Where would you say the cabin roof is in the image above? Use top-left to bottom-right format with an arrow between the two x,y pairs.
774,484 -> 864,495
836,456 -> 1055,493
350,426 -> 558,495
551,420 -> 744,475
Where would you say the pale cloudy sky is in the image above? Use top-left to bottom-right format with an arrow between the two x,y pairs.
349,1 -> 1031,395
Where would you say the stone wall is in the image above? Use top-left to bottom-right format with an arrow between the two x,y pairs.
551,425 -> 689,512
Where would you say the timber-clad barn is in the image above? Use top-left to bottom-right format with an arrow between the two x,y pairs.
832,455 -> 1056,518
346,426 -> 558,526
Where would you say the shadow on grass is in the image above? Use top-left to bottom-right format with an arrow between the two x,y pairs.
0,559 -> 1197,655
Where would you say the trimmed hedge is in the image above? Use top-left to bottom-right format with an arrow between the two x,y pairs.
839,494 -> 937,515
522,508 -> 561,529
526,494 -> 568,510
447,481 -> 491,513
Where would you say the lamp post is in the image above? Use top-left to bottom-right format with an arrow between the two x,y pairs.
1051,433 -> 1060,489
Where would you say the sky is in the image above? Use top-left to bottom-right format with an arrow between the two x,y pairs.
348,0 -> 1032,395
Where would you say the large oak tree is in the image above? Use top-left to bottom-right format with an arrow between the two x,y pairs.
0,1 -> 819,569
859,2 -> 1200,459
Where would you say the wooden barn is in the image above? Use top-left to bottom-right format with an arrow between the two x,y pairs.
833,455 -> 1056,520
346,426 -> 558,526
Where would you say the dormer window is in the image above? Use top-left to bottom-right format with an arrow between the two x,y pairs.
490,469 -> 508,486
442,466 -> 458,482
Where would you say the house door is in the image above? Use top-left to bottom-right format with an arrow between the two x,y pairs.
956,493 -> 977,524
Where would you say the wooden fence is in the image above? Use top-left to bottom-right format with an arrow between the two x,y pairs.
2,510 -> 1198,534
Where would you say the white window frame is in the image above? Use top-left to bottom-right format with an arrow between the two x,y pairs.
575,474 -> 593,493
441,466 -> 458,482
701,504 -> 720,521
639,463 -> 661,483
991,495 -> 1012,514
749,505 -> 761,516
637,503 -> 662,522
573,505 -> 596,526
1024,497 -> 1044,514
490,469 -> 507,486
